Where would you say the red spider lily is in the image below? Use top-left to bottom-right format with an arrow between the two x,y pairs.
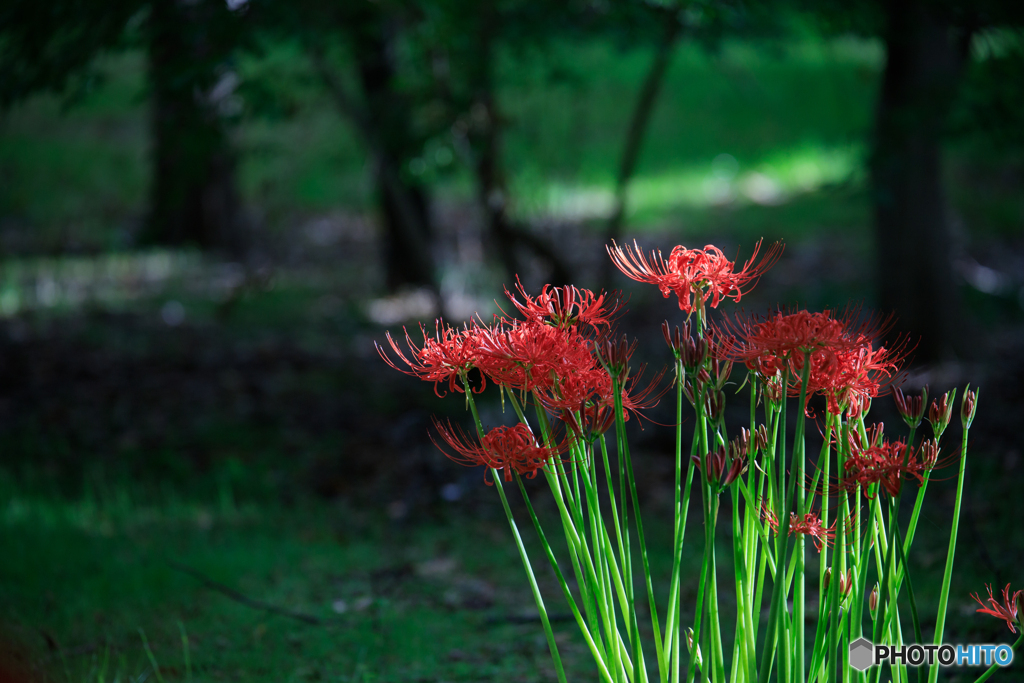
788,512 -> 836,551
813,340 -> 907,417
971,583 -> 1023,634
540,363 -> 612,413
843,426 -> 923,498
760,503 -> 836,552
607,239 -> 782,314
475,319 -> 593,393
545,366 -> 664,438
720,309 -> 851,375
506,277 -> 623,331
377,320 -> 484,397
719,308 -> 906,416
431,420 -> 564,483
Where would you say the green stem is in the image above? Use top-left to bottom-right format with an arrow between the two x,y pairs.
518,473 -> 615,683
927,419 -> 971,683
493,470 -> 568,683
971,631 -> 1024,683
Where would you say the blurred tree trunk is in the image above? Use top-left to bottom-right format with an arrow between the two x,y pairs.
351,13 -> 437,292
146,0 -> 245,253
871,0 -> 971,362
464,4 -> 571,288
601,7 -> 681,290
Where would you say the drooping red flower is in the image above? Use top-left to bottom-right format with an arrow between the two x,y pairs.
971,583 -> 1023,634
759,503 -> 836,552
431,420 -> 562,483
788,512 -> 836,551
377,320 -> 483,397
506,277 -> 622,331
607,239 -> 782,314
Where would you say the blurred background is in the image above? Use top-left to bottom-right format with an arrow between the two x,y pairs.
0,0 -> 1022,681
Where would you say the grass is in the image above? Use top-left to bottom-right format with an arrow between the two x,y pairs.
0,471 -> 615,682
2,435 -> 1019,682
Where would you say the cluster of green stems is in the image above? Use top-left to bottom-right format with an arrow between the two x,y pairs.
454,310 -> 1017,683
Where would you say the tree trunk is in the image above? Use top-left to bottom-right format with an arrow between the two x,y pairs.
601,9 -> 681,290
145,0 -> 245,253
871,0 -> 970,363
465,6 -> 571,289
351,14 -> 437,292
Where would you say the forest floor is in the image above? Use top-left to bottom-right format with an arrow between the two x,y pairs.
0,217 -> 1022,682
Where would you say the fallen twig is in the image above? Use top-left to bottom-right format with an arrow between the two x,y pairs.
166,559 -> 342,626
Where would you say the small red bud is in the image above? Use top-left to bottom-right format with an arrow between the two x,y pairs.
894,386 -> 927,429
919,439 -> 940,471
928,389 -> 956,440
961,387 -> 978,430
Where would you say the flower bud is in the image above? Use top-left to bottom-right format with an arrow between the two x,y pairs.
722,451 -> 748,487
919,439 -> 940,471
894,386 -> 927,429
705,389 -> 726,422
961,386 -> 978,430
754,424 -> 769,453
823,568 -> 832,593
686,627 -> 703,667
762,377 -> 782,406
709,357 -> 734,391
1016,592 -> 1024,628
928,390 -> 956,441
869,584 -> 879,616
839,569 -> 854,598
662,321 -> 680,358
560,409 -> 584,440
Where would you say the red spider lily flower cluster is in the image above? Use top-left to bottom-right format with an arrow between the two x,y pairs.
719,308 -> 907,417
842,425 -> 924,498
377,321 -> 484,397
380,281 -> 664,458
760,502 -> 837,552
432,420 -> 564,483
607,239 -> 782,315
505,278 -> 623,331
971,583 -> 1023,633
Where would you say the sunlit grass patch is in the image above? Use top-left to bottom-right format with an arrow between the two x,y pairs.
514,142 -> 863,228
